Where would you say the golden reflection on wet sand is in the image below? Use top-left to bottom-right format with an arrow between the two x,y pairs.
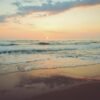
28,63 -> 100,79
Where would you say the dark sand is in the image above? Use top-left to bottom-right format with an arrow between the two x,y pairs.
0,75 -> 86,100
32,81 -> 100,100
0,64 -> 100,100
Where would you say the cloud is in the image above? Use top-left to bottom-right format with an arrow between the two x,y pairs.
14,0 -> 100,15
23,0 -> 33,3
0,0 -> 100,23
0,15 -> 6,22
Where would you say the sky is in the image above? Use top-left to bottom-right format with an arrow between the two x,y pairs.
0,0 -> 100,40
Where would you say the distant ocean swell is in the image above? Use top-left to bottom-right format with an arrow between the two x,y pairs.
0,40 -> 100,46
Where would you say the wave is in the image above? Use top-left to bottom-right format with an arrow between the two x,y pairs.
0,48 -> 77,54
0,40 -> 100,46
37,41 -> 100,45
0,43 -> 18,46
0,63 -> 99,75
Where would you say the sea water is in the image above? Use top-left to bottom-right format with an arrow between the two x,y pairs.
0,40 -> 100,74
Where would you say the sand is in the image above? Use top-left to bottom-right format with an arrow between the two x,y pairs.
0,64 -> 100,100
32,81 -> 100,100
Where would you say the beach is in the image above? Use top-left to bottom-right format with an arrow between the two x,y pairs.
0,40 -> 100,100
0,64 -> 100,100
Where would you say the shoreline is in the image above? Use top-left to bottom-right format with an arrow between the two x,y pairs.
0,63 -> 100,76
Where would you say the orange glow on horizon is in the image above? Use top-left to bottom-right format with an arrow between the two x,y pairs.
0,5 -> 100,40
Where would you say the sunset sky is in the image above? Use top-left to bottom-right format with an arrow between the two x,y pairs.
0,0 -> 100,40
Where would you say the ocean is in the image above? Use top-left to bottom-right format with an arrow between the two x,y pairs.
0,40 -> 100,74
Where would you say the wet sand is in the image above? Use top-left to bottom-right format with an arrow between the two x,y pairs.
33,81 -> 100,100
0,64 -> 100,100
